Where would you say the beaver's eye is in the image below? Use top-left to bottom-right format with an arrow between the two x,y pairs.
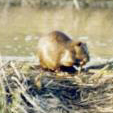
77,42 -> 82,46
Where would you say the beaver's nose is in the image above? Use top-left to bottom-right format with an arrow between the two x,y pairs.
80,61 -> 85,65
80,58 -> 89,66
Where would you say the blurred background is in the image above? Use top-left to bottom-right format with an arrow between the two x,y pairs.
0,0 -> 113,59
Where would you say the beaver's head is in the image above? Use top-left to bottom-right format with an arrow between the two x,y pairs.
73,41 -> 90,66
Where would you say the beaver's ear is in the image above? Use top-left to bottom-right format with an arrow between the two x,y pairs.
76,41 -> 82,46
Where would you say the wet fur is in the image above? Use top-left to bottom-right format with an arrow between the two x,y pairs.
36,31 -> 90,70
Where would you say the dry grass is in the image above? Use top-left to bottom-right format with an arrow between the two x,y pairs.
0,58 -> 113,113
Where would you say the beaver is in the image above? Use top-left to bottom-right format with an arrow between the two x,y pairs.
35,31 -> 90,71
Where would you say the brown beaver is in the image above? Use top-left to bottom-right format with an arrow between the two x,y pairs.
35,31 -> 90,71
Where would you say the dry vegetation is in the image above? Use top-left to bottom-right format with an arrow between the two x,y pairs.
0,0 -> 113,113
0,58 -> 113,113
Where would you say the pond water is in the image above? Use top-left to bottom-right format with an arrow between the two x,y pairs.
0,7 -> 113,60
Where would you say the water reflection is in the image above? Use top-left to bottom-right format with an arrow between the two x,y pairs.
0,7 -> 113,59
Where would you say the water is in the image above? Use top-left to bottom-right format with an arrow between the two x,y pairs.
0,7 -> 113,60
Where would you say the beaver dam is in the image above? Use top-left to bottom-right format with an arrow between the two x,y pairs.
0,58 -> 113,113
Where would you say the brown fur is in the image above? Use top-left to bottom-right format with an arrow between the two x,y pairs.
35,31 -> 90,70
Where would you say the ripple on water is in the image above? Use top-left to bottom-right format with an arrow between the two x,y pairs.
95,41 -> 107,47
25,35 -> 33,42
5,45 -> 12,49
78,36 -> 89,40
13,37 -> 19,41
